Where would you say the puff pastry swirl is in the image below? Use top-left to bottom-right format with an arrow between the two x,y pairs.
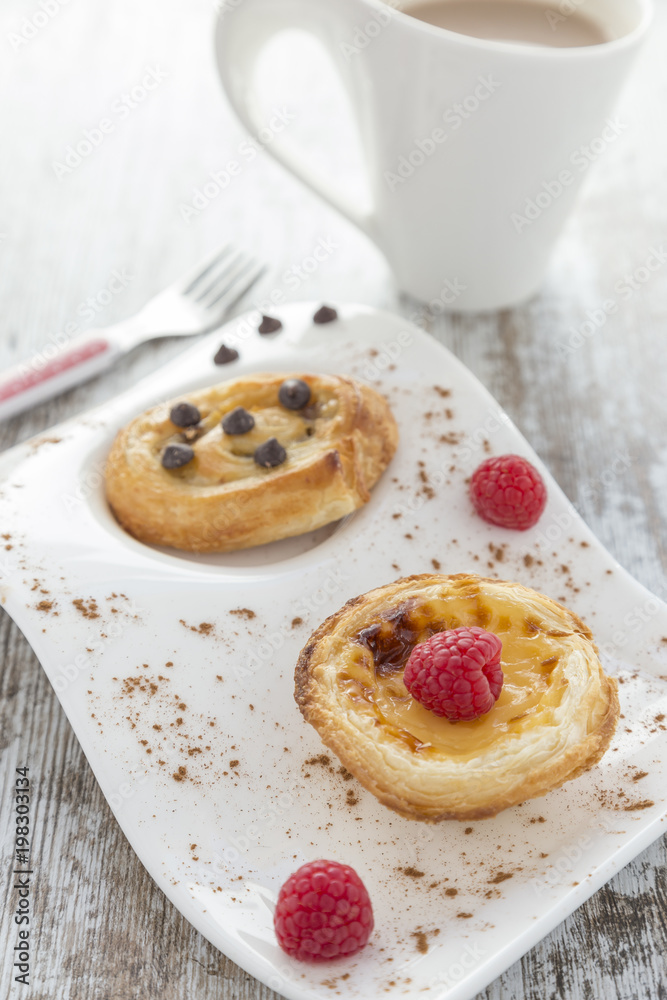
105,373 -> 397,552
295,574 -> 619,822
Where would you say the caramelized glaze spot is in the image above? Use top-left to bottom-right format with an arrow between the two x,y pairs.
355,601 -> 437,676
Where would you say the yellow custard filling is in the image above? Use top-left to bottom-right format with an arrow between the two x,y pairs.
151,386 -> 339,485
338,588 -> 585,760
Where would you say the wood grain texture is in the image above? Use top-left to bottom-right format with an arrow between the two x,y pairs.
0,0 -> 665,998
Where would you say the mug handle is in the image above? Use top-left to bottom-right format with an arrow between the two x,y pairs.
215,0 -> 379,242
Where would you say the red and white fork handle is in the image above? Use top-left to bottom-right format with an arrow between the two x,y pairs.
0,330 -> 122,423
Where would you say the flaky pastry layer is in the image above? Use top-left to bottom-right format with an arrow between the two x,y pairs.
105,373 -> 398,552
295,574 -> 619,822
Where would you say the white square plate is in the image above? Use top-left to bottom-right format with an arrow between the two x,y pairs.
1,302 -> 666,1000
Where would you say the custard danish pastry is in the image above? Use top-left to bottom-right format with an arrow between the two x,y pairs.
105,373 -> 398,552
295,574 -> 619,822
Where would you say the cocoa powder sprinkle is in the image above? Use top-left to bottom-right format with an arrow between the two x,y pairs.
488,872 -> 513,884
399,866 -> 425,879
412,931 -> 428,954
73,598 -> 99,619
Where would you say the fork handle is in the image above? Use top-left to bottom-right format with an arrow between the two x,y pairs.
0,328 -> 123,422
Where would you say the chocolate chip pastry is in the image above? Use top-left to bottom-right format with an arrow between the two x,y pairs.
105,373 -> 398,552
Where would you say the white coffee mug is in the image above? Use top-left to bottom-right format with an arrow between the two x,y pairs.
215,0 -> 652,311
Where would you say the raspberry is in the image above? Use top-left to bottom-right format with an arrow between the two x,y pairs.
274,860 -> 374,962
404,627 -> 503,721
470,454 -> 547,530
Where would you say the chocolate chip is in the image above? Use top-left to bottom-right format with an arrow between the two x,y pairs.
278,378 -> 311,410
214,343 -> 239,365
258,315 -> 283,335
222,406 -> 255,435
254,437 -> 287,468
313,304 -> 338,324
162,444 -> 194,469
170,402 -> 201,428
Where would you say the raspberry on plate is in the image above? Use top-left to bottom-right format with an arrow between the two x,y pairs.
274,859 -> 374,962
404,627 -> 503,722
470,453 -> 547,530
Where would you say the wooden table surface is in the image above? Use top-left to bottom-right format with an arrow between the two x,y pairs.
1,1 -> 666,998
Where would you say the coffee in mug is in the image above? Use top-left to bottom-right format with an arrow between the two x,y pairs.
404,0 -> 609,47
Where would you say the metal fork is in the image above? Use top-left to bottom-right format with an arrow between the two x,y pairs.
0,245 -> 265,422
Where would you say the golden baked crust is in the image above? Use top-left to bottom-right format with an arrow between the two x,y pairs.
105,373 -> 398,552
295,574 -> 619,822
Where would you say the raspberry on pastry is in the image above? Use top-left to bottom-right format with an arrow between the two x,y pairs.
404,627 -> 503,721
